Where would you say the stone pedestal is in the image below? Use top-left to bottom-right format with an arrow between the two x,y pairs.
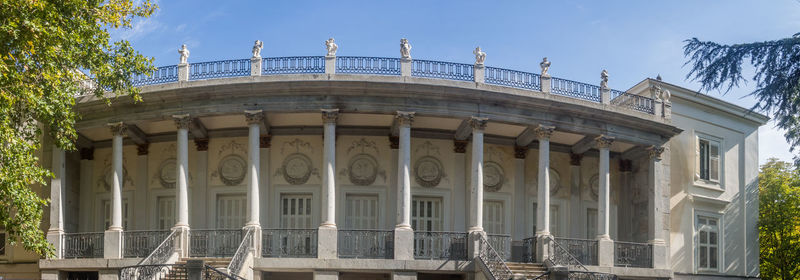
393,227 -> 414,260
103,229 -> 123,259
467,230 -> 486,259
663,101 -> 672,120
186,259 -> 204,280
392,271 -> 417,280
313,270 -> 339,280
178,63 -> 189,82
654,99 -> 663,117
540,75 -> 551,93
473,64 -> 485,83
401,58 -> 412,77
251,57 -> 262,76
325,56 -> 336,74
597,238 -> 614,267
601,87 -> 610,104
535,234 -> 552,263
174,226 -> 190,258
46,231 -> 64,259
317,226 -> 337,259
652,243 -> 668,269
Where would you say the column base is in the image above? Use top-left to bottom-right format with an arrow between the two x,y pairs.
46,230 -> 64,259
467,230 -> 486,259
104,229 -> 123,259
393,227 -> 414,260
535,234 -> 552,263
172,225 -> 190,258
244,225 -> 262,258
651,243 -> 668,269
597,238 -> 614,267
317,226 -> 337,259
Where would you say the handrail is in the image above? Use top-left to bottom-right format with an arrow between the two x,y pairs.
546,235 -> 589,271
206,264 -> 246,280
120,230 -> 178,280
226,228 -> 254,276
477,235 -> 513,280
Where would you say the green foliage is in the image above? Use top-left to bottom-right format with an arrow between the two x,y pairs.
758,158 -> 800,280
0,0 -> 156,257
683,36 -> 800,164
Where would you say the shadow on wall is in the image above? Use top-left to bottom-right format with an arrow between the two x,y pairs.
723,191 -> 742,275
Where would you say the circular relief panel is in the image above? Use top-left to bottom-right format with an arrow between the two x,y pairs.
159,158 -> 177,188
103,167 -> 129,191
590,174 -> 599,200
483,161 -> 505,192
348,154 -> 378,186
550,169 -> 561,195
282,153 -> 312,185
218,155 -> 247,186
414,156 -> 443,188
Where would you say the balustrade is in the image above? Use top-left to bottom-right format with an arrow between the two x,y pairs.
610,90 -> 656,114
477,236 -> 513,280
190,229 -> 243,258
131,65 -> 178,86
120,263 -> 243,280
62,232 -> 104,258
413,231 -> 468,260
189,59 -> 250,80
614,241 -> 653,268
227,228 -> 255,276
486,234 -> 511,261
485,67 -> 541,90
123,230 -> 170,258
336,56 -> 401,75
262,56 -> 325,74
337,230 -> 393,259
550,77 -> 603,102
411,59 -> 474,81
521,237 -> 537,263
261,229 -> 317,258
553,237 -> 598,266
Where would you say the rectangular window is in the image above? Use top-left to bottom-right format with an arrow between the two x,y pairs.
697,215 -> 720,272
412,196 -> 442,232
698,137 -> 721,183
103,199 -> 129,230
532,203 -> 560,237
483,200 -> 505,234
216,195 -> 246,229
280,194 -> 312,228
157,196 -> 176,230
344,194 -> 379,229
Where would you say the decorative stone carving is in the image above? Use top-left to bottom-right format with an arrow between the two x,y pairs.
108,122 -> 127,136
321,109 -> 339,124
252,40 -> 263,58
260,135 -> 272,148
595,135 -> 614,149
414,156 -> 444,188
395,111 -> 415,126
600,69 -> 609,89
245,110 -> 264,125
569,153 -> 583,166
400,38 -> 412,60
194,138 -> 209,151
483,161 -> 505,192
136,143 -> 149,156
158,158 -> 177,188
324,38 -> 338,57
80,147 -> 94,160
347,154 -> 379,186
540,57 -> 551,77
590,174 -> 599,201
473,46 -> 486,66
173,114 -> 191,129
469,116 -> 488,130
514,146 -> 528,159
549,169 -> 561,195
178,44 -> 190,64
218,155 -> 247,186
453,140 -> 468,154
281,153 -> 313,185
647,145 -> 665,160
534,125 -> 555,140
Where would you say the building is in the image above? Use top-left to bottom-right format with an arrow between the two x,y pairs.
0,40 -> 765,280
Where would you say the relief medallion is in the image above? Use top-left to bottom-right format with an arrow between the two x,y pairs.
414,156 -> 443,188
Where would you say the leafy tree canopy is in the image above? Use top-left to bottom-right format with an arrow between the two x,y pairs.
0,0 -> 156,256
684,35 -> 800,164
758,158 -> 800,280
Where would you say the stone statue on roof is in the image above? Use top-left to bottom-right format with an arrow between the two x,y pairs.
400,38 -> 412,60
325,38 -> 338,57
473,46 -> 486,65
178,44 -> 190,64
600,69 -> 609,88
540,57 -> 551,77
252,40 -> 263,58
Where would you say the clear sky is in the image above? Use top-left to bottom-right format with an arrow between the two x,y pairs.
114,0 -> 800,165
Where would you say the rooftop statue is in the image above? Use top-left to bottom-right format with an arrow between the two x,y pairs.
601,69 -> 609,88
473,46 -> 486,65
178,44 -> 190,64
252,40 -> 263,58
325,38 -> 338,56
540,57 -> 551,77
400,38 -> 412,59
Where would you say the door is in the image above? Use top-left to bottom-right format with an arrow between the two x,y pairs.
412,197 -> 444,258
157,196 -> 175,230
216,195 -> 246,229
483,200 -> 505,234
344,194 -> 379,229
277,194 -> 313,255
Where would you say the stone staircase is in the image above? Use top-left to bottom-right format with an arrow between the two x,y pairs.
505,262 -> 548,279
161,258 -> 231,280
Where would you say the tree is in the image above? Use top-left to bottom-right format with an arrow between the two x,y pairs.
683,35 -> 800,164
0,0 -> 156,257
758,158 -> 800,279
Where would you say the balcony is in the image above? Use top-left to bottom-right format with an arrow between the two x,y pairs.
614,241 -> 653,268
62,232 -> 104,258
337,230 -> 393,259
123,230 -> 170,258
189,229 -> 243,258
413,231 -> 468,260
487,234 -> 511,261
553,237 -> 598,266
261,229 -> 317,258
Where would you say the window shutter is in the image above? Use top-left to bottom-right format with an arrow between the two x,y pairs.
709,142 -> 720,182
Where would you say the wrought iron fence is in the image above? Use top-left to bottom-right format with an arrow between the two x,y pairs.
123,230 -> 170,258
189,59 -> 251,80
547,237 -> 590,270
263,56 -> 325,74
550,77 -> 602,103
614,241 -> 653,268
522,237 -> 537,263
553,237 -> 598,266
62,232 -> 104,258
478,235 -> 513,280
487,234 -> 511,261
120,263 -> 244,280
413,231 -> 468,260
411,59 -> 474,81
610,90 -> 655,114
261,228 -> 317,258
131,65 -> 179,87
121,230 -> 179,280
485,67 -> 542,91
336,56 -> 401,75
568,271 -> 618,280
227,228 -> 255,277
190,229 -> 243,258
338,229 -> 394,259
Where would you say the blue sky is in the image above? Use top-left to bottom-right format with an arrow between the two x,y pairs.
115,0 -> 800,164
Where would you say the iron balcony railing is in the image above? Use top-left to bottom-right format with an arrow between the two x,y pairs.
413,231 -> 468,260
262,228 -> 317,258
487,234 -> 511,261
485,66 -> 542,91
336,56 -> 401,75
338,229 -> 394,259
62,232 -> 104,258
552,237 -> 598,267
478,235 -> 514,280
263,56 -> 325,74
614,241 -> 653,268
411,59 -> 474,81
131,65 -> 178,87
189,59 -> 251,80
521,237 -> 537,263
123,230 -> 170,258
551,77 -> 602,103
119,263 -> 244,280
611,89 -> 655,114
227,228 -> 255,277
190,229 -> 243,258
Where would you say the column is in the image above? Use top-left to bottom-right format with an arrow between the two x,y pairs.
512,146 -> 527,261
78,148 -> 94,233
244,110 -> 263,228
318,108 -> 339,259
568,154 -> 583,238
453,140 -> 468,231
258,136 -> 271,229
394,111 -> 415,260
194,139 -> 209,229
535,125 -> 555,236
388,136 -> 399,231
173,115 -> 191,258
467,117 -> 488,258
647,145 -> 668,269
46,146 -> 65,259
595,135 -> 615,267
104,122 -> 125,259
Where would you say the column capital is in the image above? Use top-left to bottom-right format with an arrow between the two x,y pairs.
136,143 -> 149,156
647,145 -> 665,160
454,140 -> 468,153
569,153 -> 583,166
108,122 -> 127,136
173,114 -> 191,129
469,116 -> 488,131
514,146 -> 528,159
595,135 -> 615,149
321,108 -> 340,124
534,125 -> 556,140
194,138 -> 209,151
244,110 -> 264,125
395,111 -> 415,127
260,135 -> 272,148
